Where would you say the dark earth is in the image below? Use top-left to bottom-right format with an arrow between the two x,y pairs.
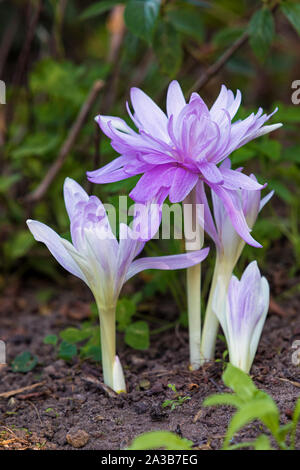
0,240 -> 300,450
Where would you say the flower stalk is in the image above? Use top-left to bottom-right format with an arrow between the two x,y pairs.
183,187 -> 203,370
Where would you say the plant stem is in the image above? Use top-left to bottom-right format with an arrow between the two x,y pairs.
97,303 -> 126,393
183,187 -> 203,370
200,254 -> 233,363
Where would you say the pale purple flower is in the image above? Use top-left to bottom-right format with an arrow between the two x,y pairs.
27,178 -> 209,309
213,261 -> 269,373
26,178 -> 209,392
197,159 -> 274,257
87,81 -> 282,247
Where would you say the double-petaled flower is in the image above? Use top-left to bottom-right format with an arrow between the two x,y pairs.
27,178 -> 209,392
87,81 -> 281,246
213,261 -> 269,373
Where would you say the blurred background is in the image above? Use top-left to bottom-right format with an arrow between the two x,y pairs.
0,0 -> 300,354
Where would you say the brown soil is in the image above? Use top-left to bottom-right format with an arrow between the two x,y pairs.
0,249 -> 300,451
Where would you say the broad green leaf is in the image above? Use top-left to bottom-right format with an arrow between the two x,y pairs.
11,352 -> 38,373
58,341 -> 77,361
281,2 -> 300,35
79,1 -> 124,21
231,147 -> 256,165
43,334 -> 58,346
213,26 -> 244,47
203,392 -> 244,409
126,431 -> 193,450
59,327 -> 92,344
268,180 -> 294,204
222,364 -> 257,401
153,21 -> 182,77
223,399 -> 279,448
249,8 -> 275,61
125,321 -> 150,350
124,0 -> 161,43
116,297 -> 136,331
167,9 -> 204,41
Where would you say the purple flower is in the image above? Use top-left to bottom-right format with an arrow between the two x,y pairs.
26,178 -> 209,392
87,81 -> 282,247
198,159 -> 274,257
213,261 -> 269,373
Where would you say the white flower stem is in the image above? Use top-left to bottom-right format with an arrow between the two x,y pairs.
183,188 -> 203,370
96,303 -> 126,393
200,254 -> 233,364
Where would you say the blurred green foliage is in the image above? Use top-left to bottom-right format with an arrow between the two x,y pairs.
1,0 -> 300,349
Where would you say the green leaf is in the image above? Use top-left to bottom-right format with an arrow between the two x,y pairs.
126,431 -> 193,450
116,297 -> 136,332
281,2 -> 300,35
291,397 -> 300,448
203,393 -> 243,409
58,341 -> 77,361
4,231 -> 35,260
249,8 -> 275,61
0,174 -> 21,193
59,327 -> 92,344
153,20 -> 182,77
124,0 -> 161,43
167,9 -> 204,41
11,352 -> 38,373
125,321 -> 150,350
222,364 -> 257,401
268,180 -> 294,204
79,0 -> 124,21
223,398 -> 279,448
251,139 -> 281,161
43,335 -> 58,346
253,434 -> 273,450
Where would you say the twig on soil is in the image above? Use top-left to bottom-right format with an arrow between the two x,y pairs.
25,80 -> 104,204
82,375 -> 118,398
0,381 -> 46,399
269,297 -> 286,317
26,400 -> 43,426
278,377 -> 300,388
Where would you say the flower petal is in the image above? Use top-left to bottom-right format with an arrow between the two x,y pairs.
125,247 -> 210,282
27,220 -> 87,283
169,167 -> 198,203
209,185 -> 262,248
87,156 -> 130,183
166,80 -> 186,119
199,162 -> 224,185
63,177 -> 89,222
130,87 -> 168,139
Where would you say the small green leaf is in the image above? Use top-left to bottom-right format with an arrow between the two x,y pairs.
291,397 -> 300,448
124,0 -> 161,43
253,434 -> 273,450
167,9 -> 204,41
222,364 -> 257,401
59,327 -> 92,344
116,297 -> 136,332
223,399 -> 279,449
125,321 -> 150,350
127,431 -> 193,450
58,341 -> 77,361
203,392 -> 243,409
153,20 -> 182,77
249,8 -> 275,61
79,0 -> 124,21
11,352 -> 38,373
43,334 -> 58,346
281,2 -> 300,35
